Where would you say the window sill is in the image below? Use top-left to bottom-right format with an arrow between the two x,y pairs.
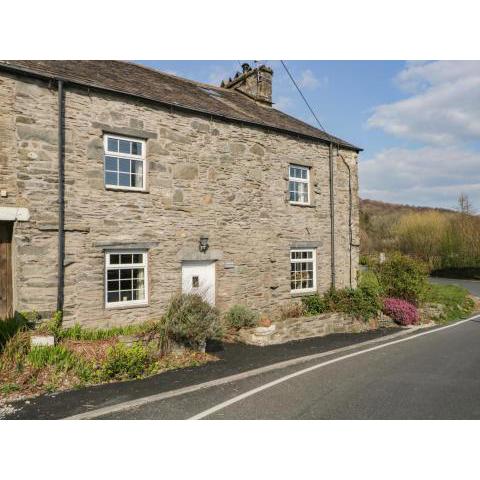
289,202 -> 315,208
105,186 -> 149,194
105,301 -> 149,311
290,290 -> 317,298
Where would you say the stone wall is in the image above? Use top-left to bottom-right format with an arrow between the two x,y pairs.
0,71 -> 360,327
238,312 -> 396,346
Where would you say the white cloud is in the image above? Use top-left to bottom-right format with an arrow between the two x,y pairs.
360,146 -> 480,208
274,95 -> 295,111
368,61 -> 480,145
297,69 -> 327,90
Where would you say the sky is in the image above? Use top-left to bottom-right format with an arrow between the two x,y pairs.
137,60 -> 480,210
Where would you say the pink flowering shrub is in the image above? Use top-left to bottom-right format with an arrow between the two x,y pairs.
382,297 -> 419,326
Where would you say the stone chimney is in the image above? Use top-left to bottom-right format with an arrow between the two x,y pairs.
221,63 -> 273,107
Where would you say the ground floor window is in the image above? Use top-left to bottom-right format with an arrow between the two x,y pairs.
105,251 -> 147,307
290,248 -> 316,293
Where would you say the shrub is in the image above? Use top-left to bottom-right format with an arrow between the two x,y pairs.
99,343 -> 156,380
164,293 -> 223,348
276,302 -> 306,321
326,288 -> 381,321
225,305 -> 258,330
302,285 -> 381,321
374,253 -> 429,304
358,270 -> 384,298
382,298 -> 419,326
302,294 -> 328,315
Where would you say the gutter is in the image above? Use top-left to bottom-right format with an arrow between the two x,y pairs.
0,62 -> 362,153
57,80 -> 65,312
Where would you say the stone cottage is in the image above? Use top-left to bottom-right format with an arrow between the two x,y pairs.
0,60 -> 361,326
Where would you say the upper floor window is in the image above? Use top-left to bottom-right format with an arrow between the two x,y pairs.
289,165 -> 310,205
104,135 -> 146,191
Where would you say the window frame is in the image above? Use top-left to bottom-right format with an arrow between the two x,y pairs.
104,250 -> 149,309
103,134 -> 147,192
290,248 -> 317,294
288,164 -> 311,205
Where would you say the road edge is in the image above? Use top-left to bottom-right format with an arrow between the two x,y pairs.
65,316 -> 477,420
190,314 -> 480,419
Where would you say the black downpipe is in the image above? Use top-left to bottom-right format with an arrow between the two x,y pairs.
57,80 -> 65,312
339,151 -> 353,287
329,143 -> 335,289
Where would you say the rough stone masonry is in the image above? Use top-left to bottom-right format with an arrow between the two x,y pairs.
0,61 -> 360,327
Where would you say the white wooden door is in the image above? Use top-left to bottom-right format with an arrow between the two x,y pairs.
181,261 -> 216,305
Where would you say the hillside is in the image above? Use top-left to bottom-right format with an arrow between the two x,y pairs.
360,197 -> 480,276
360,199 -> 455,255
360,199 -> 453,217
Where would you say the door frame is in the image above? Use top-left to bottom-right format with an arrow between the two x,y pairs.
0,221 -> 13,319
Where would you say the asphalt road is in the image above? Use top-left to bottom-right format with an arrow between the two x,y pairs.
99,315 -> 480,419
430,276 -> 480,296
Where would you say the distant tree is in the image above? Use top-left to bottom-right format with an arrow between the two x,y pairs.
457,192 -> 475,215
395,211 -> 449,267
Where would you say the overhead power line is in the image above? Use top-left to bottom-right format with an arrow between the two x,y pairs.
280,60 -> 330,137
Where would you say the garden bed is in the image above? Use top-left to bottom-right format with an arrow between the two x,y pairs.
0,293 -> 225,403
0,321 -> 217,403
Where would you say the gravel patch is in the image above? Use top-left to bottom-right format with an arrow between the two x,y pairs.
0,401 -> 19,419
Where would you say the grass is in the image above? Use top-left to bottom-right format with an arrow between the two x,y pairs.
0,383 -> 20,395
56,321 -> 162,341
424,283 -> 475,323
26,345 -> 78,370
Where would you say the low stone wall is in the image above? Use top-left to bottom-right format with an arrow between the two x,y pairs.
238,312 -> 396,346
418,303 -> 446,323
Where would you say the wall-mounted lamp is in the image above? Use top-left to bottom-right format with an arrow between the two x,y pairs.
199,235 -> 209,253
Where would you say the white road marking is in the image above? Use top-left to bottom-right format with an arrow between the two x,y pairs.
189,315 -> 480,419
65,326 -> 421,419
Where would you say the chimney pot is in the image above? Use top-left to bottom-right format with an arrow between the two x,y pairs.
221,64 -> 273,106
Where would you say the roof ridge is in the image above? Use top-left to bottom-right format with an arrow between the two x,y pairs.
123,60 -> 236,95
0,60 -> 361,151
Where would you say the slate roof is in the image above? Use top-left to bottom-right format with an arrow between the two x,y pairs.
0,60 -> 361,151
